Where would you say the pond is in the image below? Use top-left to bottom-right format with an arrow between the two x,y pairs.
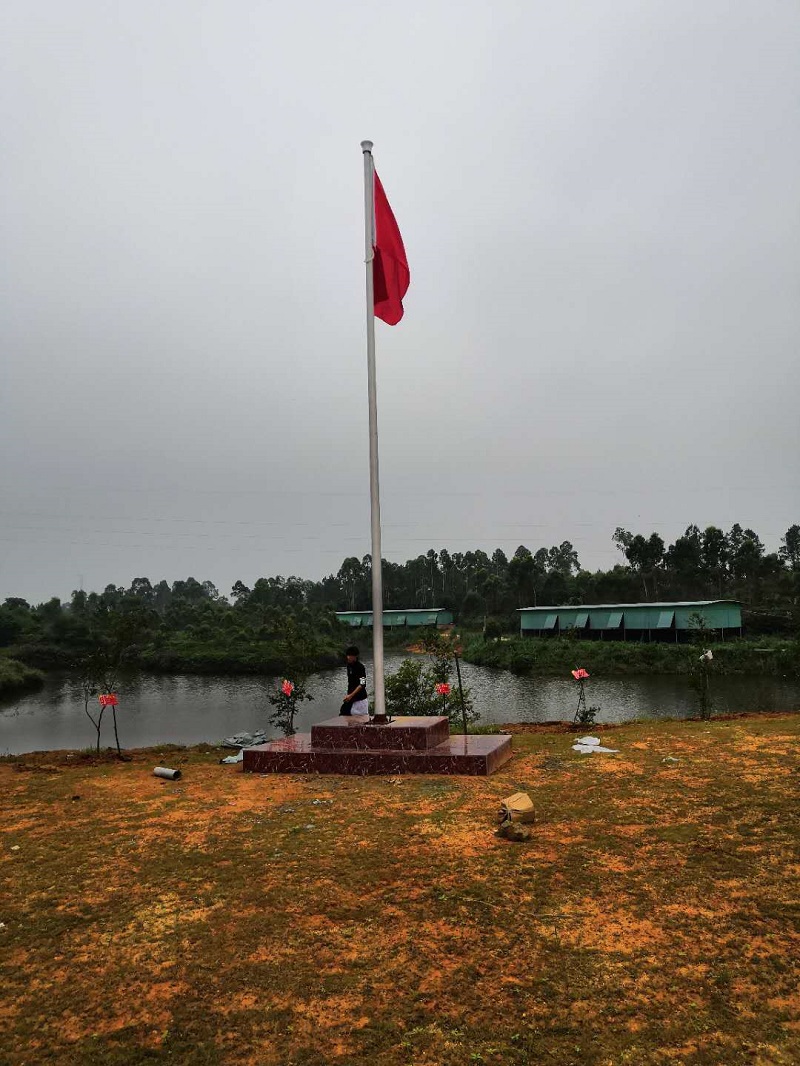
1,652 -> 798,755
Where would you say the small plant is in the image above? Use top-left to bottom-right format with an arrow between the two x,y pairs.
571,667 -> 596,726
385,659 -> 439,716
688,611 -> 715,646
575,703 -> 600,728
435,681 -> 451,714
75,653 -> 126,756
267,678 -> 313,737
689,649 -> 713,719
384,632 -> 480,731
98,693 -> 124,757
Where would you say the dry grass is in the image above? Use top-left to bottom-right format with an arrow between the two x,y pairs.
1,716 -> 799,1065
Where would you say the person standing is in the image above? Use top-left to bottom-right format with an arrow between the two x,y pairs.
341,646 -> 368,716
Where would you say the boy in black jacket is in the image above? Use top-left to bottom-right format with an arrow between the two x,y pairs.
340,646 -> 368,716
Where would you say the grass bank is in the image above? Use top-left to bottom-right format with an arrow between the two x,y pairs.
2,715 -> 798,1064
6,636 -> 344,678
0,656 -> 45,698
462,635 -> 800,677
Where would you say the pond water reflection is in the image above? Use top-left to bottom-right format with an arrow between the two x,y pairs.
1,651 -> 797,755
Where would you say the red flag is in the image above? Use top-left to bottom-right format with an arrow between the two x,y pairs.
373,172 -> 409,325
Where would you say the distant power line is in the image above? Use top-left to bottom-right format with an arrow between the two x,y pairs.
0,483 -> 797,499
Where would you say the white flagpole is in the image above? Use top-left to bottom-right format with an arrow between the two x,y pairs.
361,139 -> 387,722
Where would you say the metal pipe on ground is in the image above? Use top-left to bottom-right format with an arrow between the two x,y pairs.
153,767 -> 181,781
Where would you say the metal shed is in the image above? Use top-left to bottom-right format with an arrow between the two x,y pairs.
518,601 -> 742,641
337,609 -> 455,629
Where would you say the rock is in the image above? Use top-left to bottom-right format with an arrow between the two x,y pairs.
496,819 -> 532,842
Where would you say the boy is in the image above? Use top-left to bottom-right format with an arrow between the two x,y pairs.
341,646 -> 368,716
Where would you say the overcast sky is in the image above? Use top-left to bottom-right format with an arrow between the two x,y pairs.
1,0 -> 798,604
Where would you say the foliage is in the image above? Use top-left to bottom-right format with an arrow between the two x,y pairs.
687,610 -> 714,646
463,634 -> 800,678
385,633 -> 480,730
571,669 -> 598,726
3,580 -> 345,679
73,653 -> 126,756
1,516 -> 798,686
384,659 -> 440,717
0,657 -> 44,698
74,656 -> 106,755
575,704 -> 600,728
267,678 -> 313,737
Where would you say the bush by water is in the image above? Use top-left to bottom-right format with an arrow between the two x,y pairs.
462,635 -> 800,678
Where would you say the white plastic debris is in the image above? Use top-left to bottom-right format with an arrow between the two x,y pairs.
222,731 -> 269,749
220,749 -> 244,764
572,736 -> 619,755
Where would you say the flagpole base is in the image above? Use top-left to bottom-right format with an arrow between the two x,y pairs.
369,714 -> 390,725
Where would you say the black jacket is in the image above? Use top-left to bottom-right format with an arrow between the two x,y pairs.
346,660 -> 368,701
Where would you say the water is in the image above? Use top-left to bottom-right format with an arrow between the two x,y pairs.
1,652 -> 798,755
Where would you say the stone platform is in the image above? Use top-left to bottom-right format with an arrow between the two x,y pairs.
242,715 -> 512,776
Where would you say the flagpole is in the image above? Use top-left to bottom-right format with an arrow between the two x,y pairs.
361,139 -> 387,723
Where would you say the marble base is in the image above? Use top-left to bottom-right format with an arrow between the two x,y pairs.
311,714 -> 450,750
242,714 -> 512,776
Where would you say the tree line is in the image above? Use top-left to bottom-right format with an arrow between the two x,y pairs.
333,522 -> 799,629
0,522 -> 797,675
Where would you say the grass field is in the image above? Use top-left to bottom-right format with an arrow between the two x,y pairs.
2,715 -> 799,1065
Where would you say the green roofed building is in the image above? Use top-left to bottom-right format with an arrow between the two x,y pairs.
336,609 -> 454,629
518,601 -> 741,642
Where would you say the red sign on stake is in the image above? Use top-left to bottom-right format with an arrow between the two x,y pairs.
98,694 -> 118,707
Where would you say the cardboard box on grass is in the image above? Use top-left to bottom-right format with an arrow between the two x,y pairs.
499,792 -> 535,824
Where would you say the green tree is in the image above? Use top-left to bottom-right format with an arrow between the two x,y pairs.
665,526 -> 703,593
337,557 -> 364,610
0,604 -> 25,646
508,547 -> 535,607
128,577 -> 154,604
779,525 -> 800,570
547,541 -> 580,577
701,526 -> 729,596
231,580 -> 252,604
613,529 -> 665,599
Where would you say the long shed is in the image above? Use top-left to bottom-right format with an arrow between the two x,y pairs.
518,601 -> 741,641
337,609 -> 454,629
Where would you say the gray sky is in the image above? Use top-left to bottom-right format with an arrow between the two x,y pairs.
2,0 -> 798,604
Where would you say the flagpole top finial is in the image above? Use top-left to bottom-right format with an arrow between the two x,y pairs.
361,140 -> 373,153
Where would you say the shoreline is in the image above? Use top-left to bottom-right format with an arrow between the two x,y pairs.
3,708 -> 797,762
